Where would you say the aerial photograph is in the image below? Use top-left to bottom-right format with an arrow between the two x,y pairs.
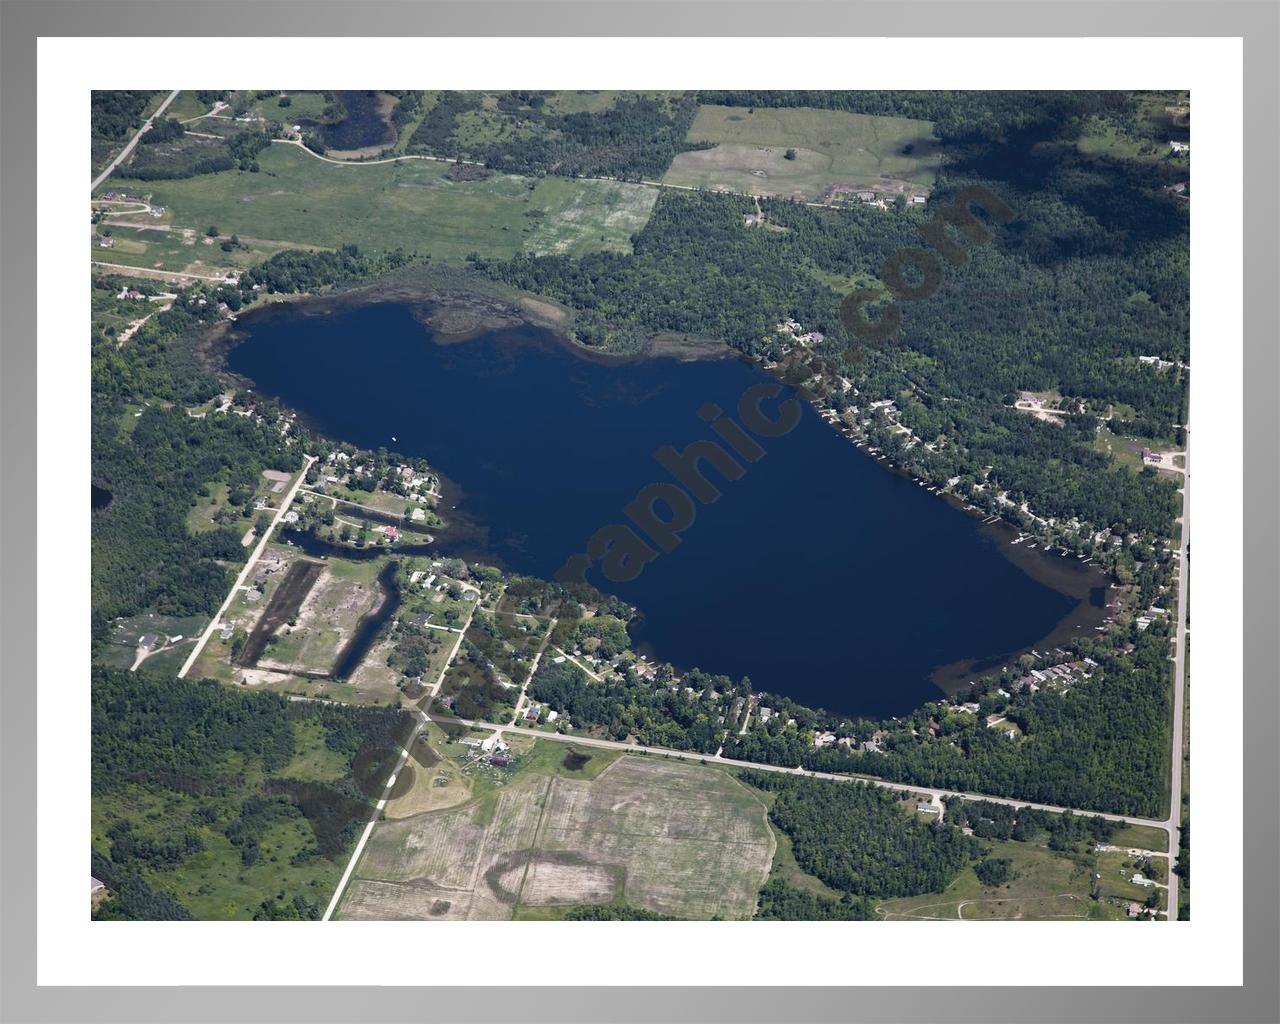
89,88 -> 1190,923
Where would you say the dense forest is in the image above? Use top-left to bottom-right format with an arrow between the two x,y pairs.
91,90 -> 158,141
474,134 -> 1186,542
744,772 -> 977,898
796,627 -> 1175,818
753,876 -> 872,920
90,395 -> 301,641
943,797 -> 1120,851
407,90 -> 703,180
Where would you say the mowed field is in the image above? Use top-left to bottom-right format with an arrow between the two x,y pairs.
101,143 -> 658,265
666,104 -> 943,201
339,752 -> 775,921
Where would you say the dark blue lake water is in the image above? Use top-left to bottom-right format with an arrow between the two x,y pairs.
227,300 -> 1104,718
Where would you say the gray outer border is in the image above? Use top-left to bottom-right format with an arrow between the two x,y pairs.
1,1 -> 1276,1022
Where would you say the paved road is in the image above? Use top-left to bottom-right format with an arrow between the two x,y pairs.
91,89 -> 180,192
429,714 -> 1172,831
176,455 -> 315,679
320,591 -> 486,921
1164,419 -> 1191,916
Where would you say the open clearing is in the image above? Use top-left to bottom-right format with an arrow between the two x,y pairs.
665,104 -> 943,202
876,839 -> 1124,921
338,752 -> 774,921
103,144 -> 657,263
256,564 -> 380,675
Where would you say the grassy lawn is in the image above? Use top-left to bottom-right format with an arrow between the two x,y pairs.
1095,850 -> 1168,911
1075,92 -> 1191,166
101,143 -> 657,264
259,91 -> 333,125
1108,822 -> 1170,853
92,223 -> 294,277
282,716 -> 353,782
166,91 -> 217,122
877,839 -> 1120,921
666,104 -> 943,201
185,481 -> 234,534
514,738 -> 622,780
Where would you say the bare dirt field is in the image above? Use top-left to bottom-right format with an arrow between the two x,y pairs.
338,753 -> 774,921
382,745 -> 473,819
666,104 -> 942,202
256,566 -> 380,675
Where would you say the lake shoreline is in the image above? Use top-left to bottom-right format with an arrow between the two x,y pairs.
199,279 -> 735,377
223,298 -> 1111,720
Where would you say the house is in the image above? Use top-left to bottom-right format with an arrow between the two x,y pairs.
917,803 -> 940,816
909,194 -> 928,205
1169,140 -> 1189,154
481,734 -> 499,753
138,633 -> 159,650
813,732 -> 837,748
410,508 -> 426,522
98,236 -> 115,248
384,526 -> 399,540
1130,873 -> 1155,887
524,707 -> 540,721
489,755 -> 511,766
546,710 -> 559,722
460,737 -> 484,748
855,190 -> 876,202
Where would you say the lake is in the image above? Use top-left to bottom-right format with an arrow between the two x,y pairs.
226,299 -> 1106,719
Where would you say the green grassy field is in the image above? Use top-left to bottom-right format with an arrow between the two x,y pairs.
877,839 -> 1123,921
1108,822 -> 1170,853
166,91 -> 217,122
1075,91 -> 1191,165
101,143 -> 657,264
92,223 -> 300,278
665,104 -> 943,201
92,715 -> 355,919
